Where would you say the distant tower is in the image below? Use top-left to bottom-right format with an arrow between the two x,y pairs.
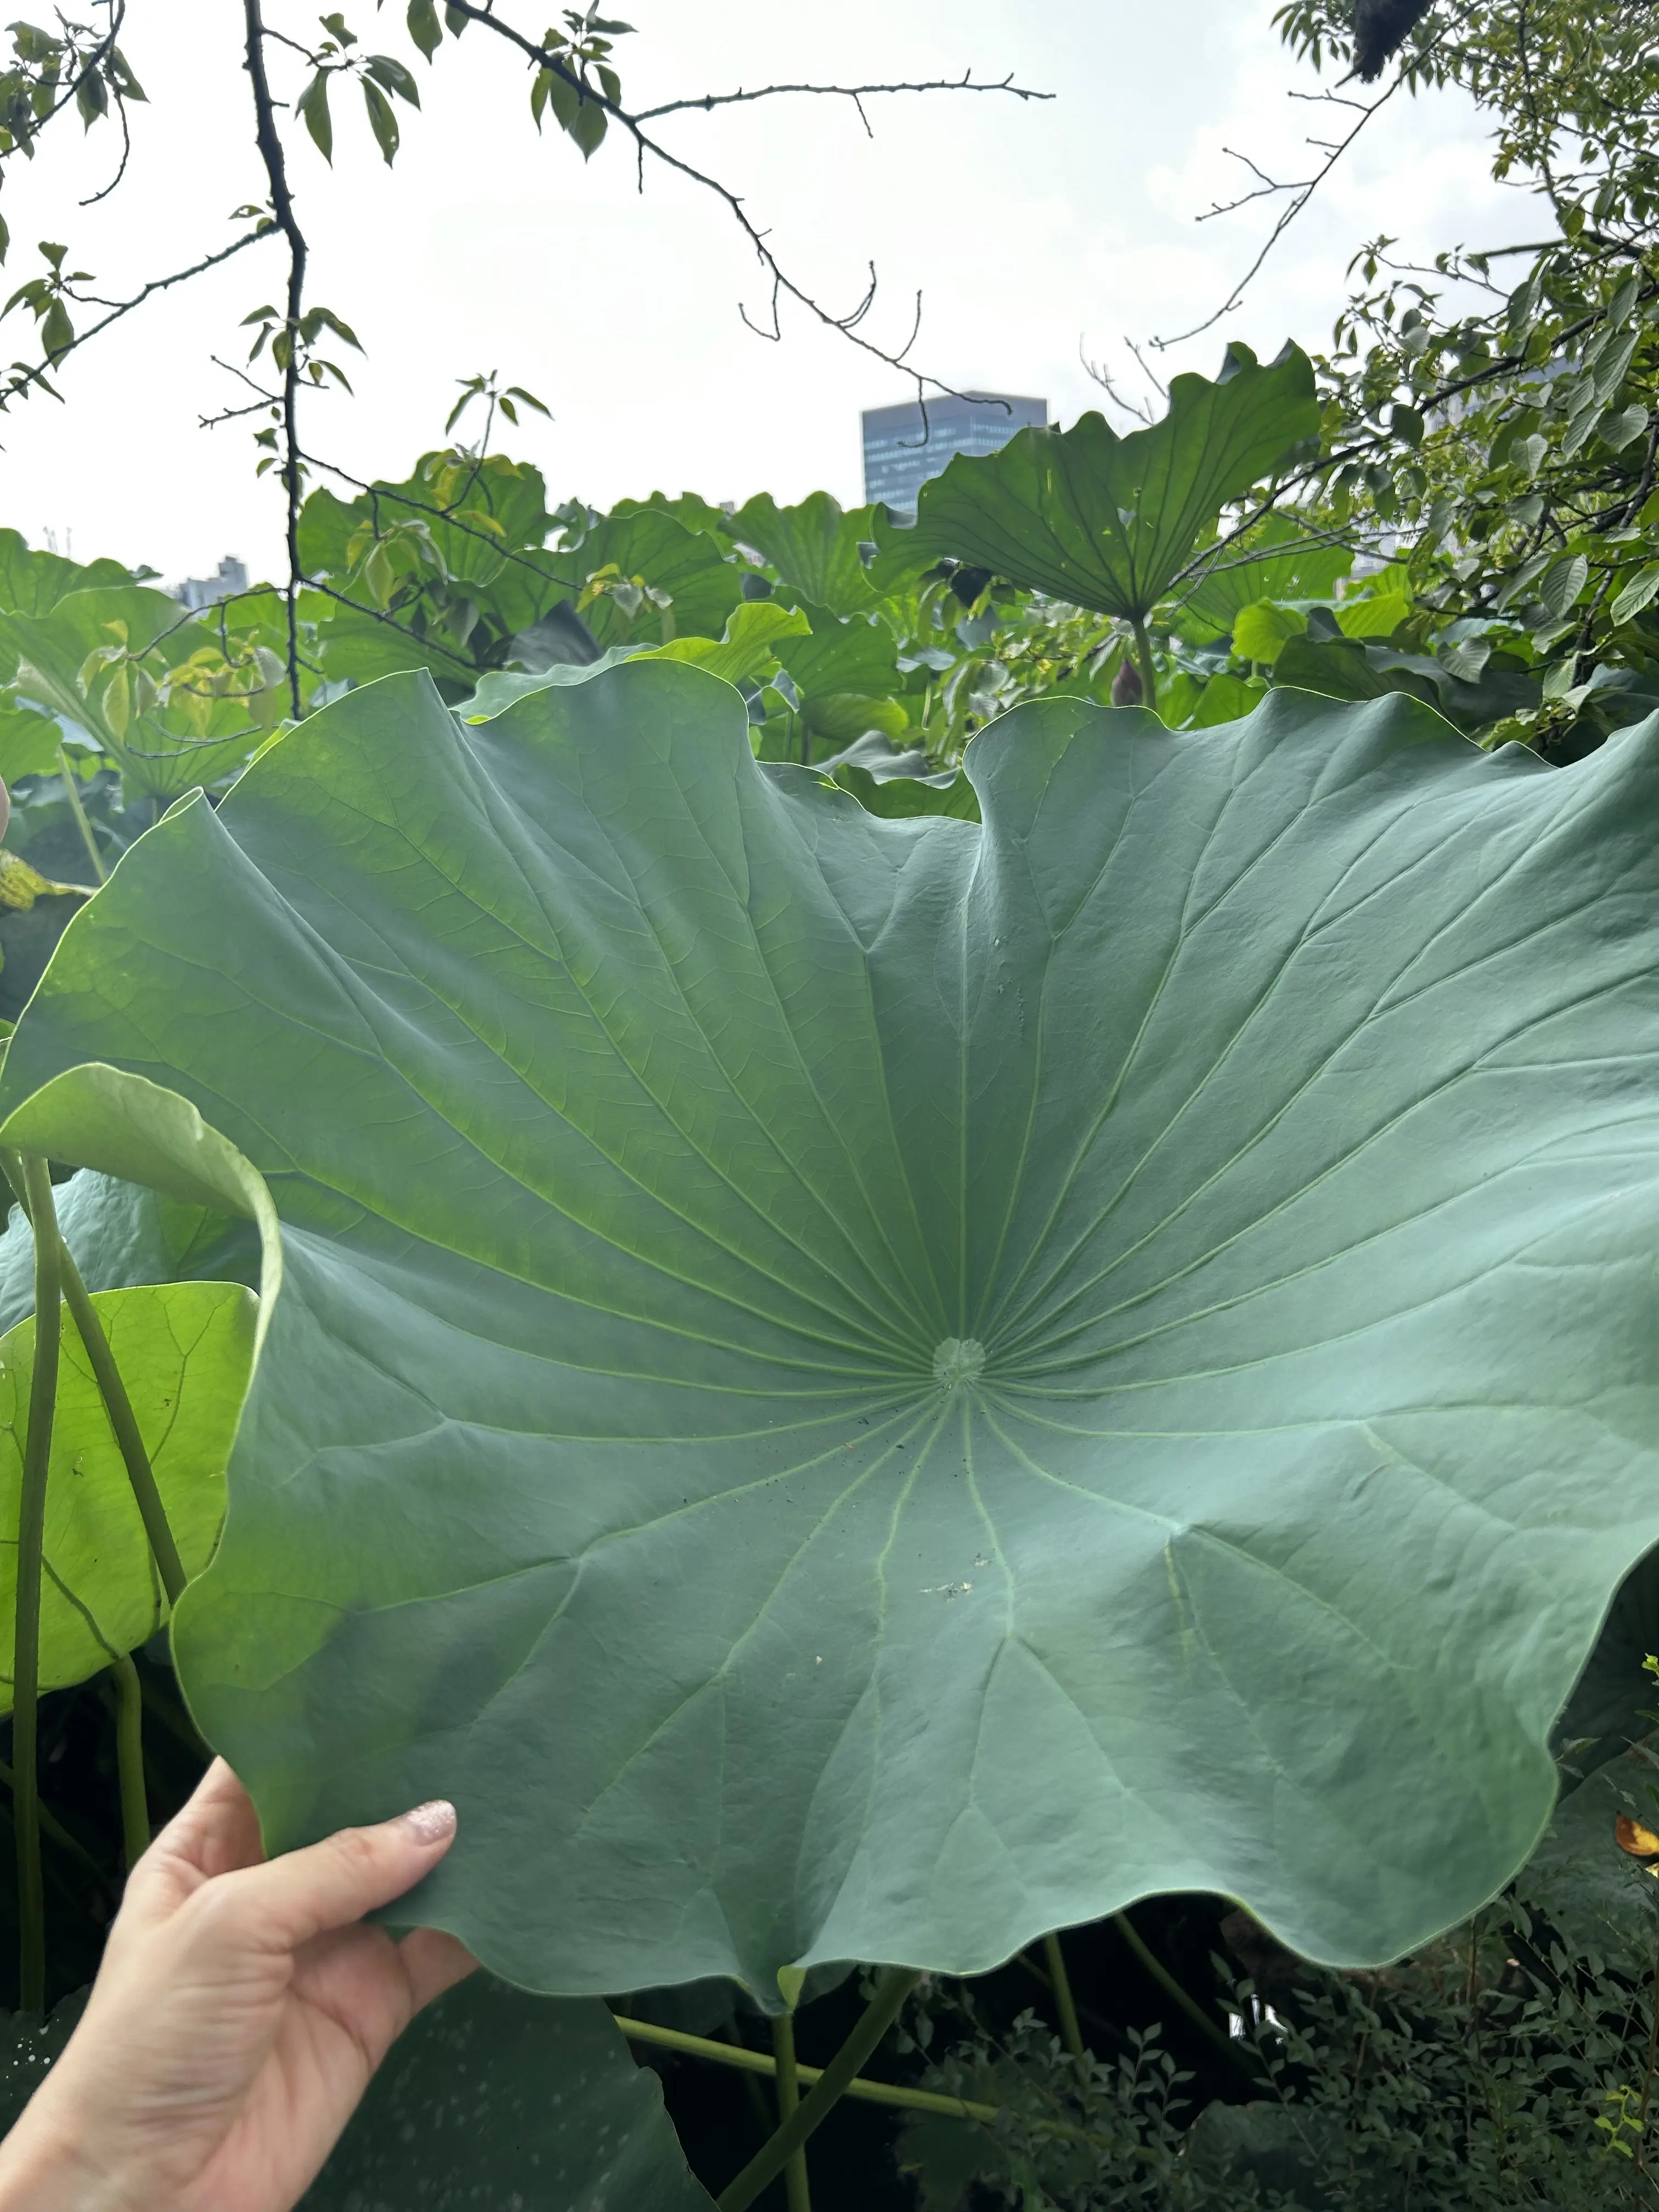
861,390 -> 1047,513
173,555 -> 249,611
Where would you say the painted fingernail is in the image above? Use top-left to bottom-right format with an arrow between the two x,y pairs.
398,1799 -> 457,1844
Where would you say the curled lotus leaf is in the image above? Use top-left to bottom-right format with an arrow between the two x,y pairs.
3,662 -> 1659,2003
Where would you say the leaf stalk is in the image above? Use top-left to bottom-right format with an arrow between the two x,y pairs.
715,1967 -> 920,2212
13,1153 -> 60,2012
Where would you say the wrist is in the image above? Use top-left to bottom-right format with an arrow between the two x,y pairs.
0,2096 -> 131,2212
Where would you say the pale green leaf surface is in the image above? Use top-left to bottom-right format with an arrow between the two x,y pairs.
0,1279 -> 255,1705
6,665 -> 1659,1999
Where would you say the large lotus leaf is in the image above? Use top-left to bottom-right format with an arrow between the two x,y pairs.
0,532 -> 132,622
726,493 -> 882,615
870,343 -> 1318,619
776,606 -> 901,701
557,510 -> 744,648
0,1278 -> 256,1702
302,1978 -> 715,2211
5,667 -> 1659,2004
613,490 -> 735,540
1175,515 -> 1352,640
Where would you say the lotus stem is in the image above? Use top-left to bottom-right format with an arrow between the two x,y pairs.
771,2011 -> 811,2212
14,1153 -> 60,2012
613,2013 -> 998,2126
111,1653 -> 150,1869
55,744 -> 107,887
1130,613 -> 1158,711
1045,1929 -> 1086,2060
0,1150 -> 187,1608
714,1967 -> 922,2212
1113,1909 -> 1252,2075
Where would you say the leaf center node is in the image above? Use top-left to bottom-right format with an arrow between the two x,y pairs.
932,1336 -> 987,1390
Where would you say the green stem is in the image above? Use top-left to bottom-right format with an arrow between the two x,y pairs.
0,1150 -> 186,1607
14,1154 -> 60,2012
772,2012 -> 811,2212
1045,1930 -> 1086,2061
1113,1910 -> 1252,2076
110,1654 -> 149,1869
714,1968 -> 922,2212
613,2014 -> 997,2126
55,744 -> 107,887
1130,613 -> 1158,712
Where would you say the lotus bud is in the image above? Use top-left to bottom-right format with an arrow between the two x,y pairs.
1111,657 -> 1143,708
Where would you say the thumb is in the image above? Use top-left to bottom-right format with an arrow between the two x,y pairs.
221,1800 -> 459,1954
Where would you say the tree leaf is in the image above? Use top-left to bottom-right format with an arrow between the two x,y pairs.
364,53 -> 420,105
297,72 -> 334,163
302,1978 -> 714,2211
565,88 -> 607,159
406,0 -> 442,60
361,77 -> 399,166
869,345 -> 1319,619
7,668 -> 1659,1997
0,1280 -> 256,1703
1612,565 -> 1659,628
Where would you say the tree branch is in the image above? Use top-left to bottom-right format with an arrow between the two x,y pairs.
633,72 -> 1049,122
441,1 -> 987,401
242,0 -> 307,719
1,228 -> 270,408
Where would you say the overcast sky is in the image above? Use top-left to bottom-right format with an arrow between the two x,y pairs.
1,2 -> 1538,583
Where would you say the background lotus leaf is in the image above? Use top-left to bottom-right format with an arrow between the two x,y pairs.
302,1978 -> 715,2211
1174,514 -> 1353,640
725,492 -> 882,616
0,1279 -> 256,1703
868,343 -> 1319,617
4,665 -> 1659,2007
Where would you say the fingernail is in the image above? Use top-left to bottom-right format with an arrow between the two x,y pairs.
398,1799 -> 456,1844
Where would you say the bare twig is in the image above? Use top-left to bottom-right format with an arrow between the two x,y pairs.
634,71 -> 1049,122
442,0 -> 985,403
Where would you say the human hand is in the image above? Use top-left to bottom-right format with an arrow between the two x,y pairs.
0,1758 -> 476,2212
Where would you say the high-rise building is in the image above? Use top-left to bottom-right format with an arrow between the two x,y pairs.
172,555 -> 249,612
861,390 -> 1048,512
